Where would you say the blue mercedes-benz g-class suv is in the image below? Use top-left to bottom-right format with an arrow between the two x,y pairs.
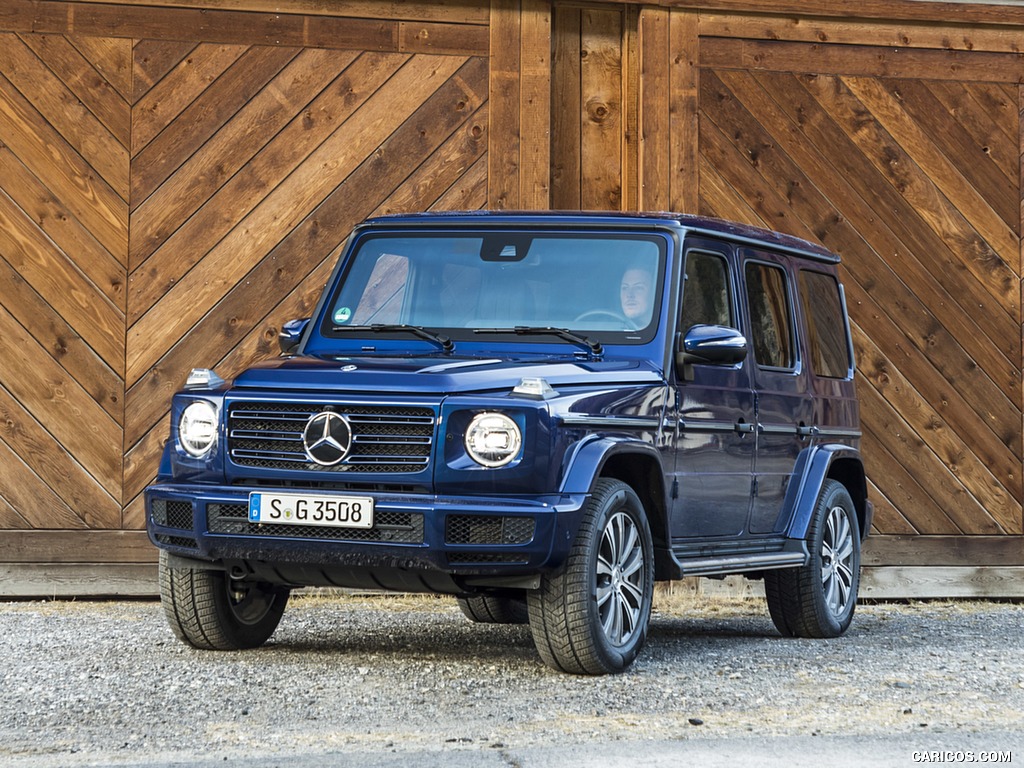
147,211 -> 871,675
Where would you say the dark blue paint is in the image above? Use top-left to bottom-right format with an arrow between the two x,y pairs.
145,211 -> 869,591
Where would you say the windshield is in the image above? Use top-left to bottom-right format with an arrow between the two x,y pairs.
318,230 -> 666,348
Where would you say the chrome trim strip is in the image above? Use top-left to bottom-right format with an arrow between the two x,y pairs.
559,415 -> 663,429
816,427 -> 862,439
677,419 -> 736,433
759,423 -> 798,435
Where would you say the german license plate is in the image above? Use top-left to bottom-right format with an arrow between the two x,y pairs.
248,492 -> 374,529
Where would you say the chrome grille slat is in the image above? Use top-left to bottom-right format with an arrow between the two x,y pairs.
228,401 -> 435,474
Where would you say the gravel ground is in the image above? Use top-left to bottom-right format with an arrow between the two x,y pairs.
1,592 -> 1022,766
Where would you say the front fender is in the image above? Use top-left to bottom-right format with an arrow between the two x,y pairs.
559,436 -> 666,495
783,444 -> 870,542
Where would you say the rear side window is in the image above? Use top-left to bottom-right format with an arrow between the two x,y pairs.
745,262 -> 794,370
799,270 -> 852,379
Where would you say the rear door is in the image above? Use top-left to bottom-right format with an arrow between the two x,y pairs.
741,252 -> 813,534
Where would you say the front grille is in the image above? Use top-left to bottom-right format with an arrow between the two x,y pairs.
207,503 -> 424,544
151,499 -> 194,530
446,515 -> 535,545
227,402 -> 435,474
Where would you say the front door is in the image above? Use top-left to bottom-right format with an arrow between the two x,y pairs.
670,240 -> 755,540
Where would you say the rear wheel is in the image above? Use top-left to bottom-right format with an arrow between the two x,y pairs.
527,479 -> 654,675
457,594 -> 529,624
764,479 -> 861,638
159,551 -> 290,650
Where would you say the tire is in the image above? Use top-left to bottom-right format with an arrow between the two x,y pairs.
764,479 -> 861,639
158,551 -> 290,650
457,595 -> 529,624
527,479 -> 654,675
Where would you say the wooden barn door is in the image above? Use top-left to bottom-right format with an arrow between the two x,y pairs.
695,55 -> 1022,541
0,17 -> 489,590
124,44 -> 489,525
0,33 -> 129,536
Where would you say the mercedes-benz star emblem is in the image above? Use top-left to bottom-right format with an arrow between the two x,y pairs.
302,411 -> 352,466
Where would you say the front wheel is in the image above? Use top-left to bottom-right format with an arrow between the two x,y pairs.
527,479 -> 654,675
159,551 -> 290,650
764,479 -> 861,638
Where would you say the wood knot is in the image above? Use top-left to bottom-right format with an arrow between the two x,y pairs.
586,98 -> 611,123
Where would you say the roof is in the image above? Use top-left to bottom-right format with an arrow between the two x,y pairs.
362,210 -> 840,264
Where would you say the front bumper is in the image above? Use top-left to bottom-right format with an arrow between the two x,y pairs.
146,483 -> 586,592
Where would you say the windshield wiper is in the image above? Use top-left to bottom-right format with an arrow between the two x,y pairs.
475,326 -> 603,358
331,323 -> 455,353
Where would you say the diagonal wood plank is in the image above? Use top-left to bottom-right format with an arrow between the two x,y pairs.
126,54 -> 470,385
804,74 -> 1018,314
131,39 -> 195,105
0,385 -> 120,528
0,140 -> 125,313
131,42 -> 248,157
19,33 -> 131,149
0,304 -> 122,500
131,44 -> 300,204
0,188 -> 125,373
0,255 -> 122,423
0,434 -> 91,530
886,78 -> 1019,231
128,49 -> 408,315
68,35 -> 132,101
0,33 -> 128,202
714,68 -> 1020,395
128,46 -> 361,273
750,70 -> 1019,365
0,71 -> 127,259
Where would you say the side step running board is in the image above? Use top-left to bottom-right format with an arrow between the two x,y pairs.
678,551 -> 807,577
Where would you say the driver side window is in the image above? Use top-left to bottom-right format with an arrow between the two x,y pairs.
681,250 -> 732,331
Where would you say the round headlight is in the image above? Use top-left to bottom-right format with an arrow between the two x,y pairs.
465,412 -> 522,468
179,401 -> 218,458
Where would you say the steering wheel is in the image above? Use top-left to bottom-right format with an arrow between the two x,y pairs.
574,309 -> 633,328
573,309 -> 634,331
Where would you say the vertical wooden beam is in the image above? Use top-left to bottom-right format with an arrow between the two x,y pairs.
489,0 -> 521,209
520,0 -> 551,209
551,6 -> 582,209
489,0 -> 551,210
623,4 -> 640,211
638,6 -> 670,211
669,8 -> 699,213
580,7 -> 623,210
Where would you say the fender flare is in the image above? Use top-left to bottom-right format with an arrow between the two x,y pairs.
558,435 -> 667,495
783,443 -> 871,542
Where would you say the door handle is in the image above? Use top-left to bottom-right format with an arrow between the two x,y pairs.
796,424 -> 820,438
734,420 -> 755,434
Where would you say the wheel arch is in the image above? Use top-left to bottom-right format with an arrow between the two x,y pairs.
560,437 -> 670,562
785,445 -> 871,543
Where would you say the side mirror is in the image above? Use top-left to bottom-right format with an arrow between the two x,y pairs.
278,318 -> 310,355
676,324 -> 748,378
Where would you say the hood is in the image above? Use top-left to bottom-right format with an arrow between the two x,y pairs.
230,354 -> 664,395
